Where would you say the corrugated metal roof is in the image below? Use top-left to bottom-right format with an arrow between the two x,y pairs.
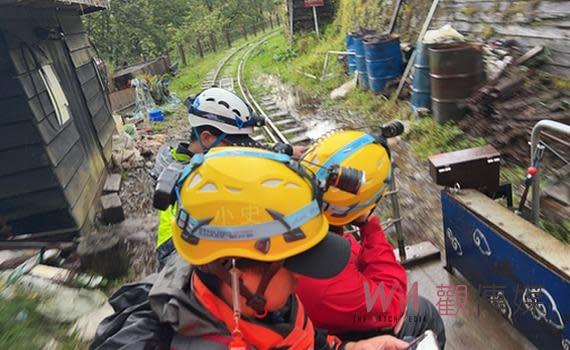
0,0 -> 109,13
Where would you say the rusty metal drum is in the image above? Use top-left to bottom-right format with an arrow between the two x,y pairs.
429,42 -> 485,123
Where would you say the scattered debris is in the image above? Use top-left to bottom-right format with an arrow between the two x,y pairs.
464,64 -> 570,164
137,134 -> 167,158
111,133 -> 145,170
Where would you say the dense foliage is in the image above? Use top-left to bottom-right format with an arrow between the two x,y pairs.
84,0 -> 281,66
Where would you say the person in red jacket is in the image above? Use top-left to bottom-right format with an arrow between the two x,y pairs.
297,130 -> 445,348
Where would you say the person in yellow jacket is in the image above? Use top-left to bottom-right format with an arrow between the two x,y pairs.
154,87 -> 306,269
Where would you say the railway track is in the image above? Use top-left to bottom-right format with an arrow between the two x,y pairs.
203,31 -> 310,145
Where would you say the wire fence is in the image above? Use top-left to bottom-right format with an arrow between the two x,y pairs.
176,15 -> 283,65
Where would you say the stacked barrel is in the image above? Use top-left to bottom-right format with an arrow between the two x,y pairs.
345,31 -> 403,93
364,35 -> 403,93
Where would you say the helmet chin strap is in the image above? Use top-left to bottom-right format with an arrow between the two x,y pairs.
203,260 -> 284,318
192,127 -> 227,153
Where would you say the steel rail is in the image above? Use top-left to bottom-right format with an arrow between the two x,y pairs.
237,31 -> 290,145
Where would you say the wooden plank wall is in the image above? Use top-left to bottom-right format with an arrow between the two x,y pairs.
58,12 -> 115,164
431,0 -> 570,75
0,24 -> 75,234
0,7 -> 114,234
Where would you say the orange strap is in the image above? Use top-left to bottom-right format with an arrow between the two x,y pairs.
193,274 -> 316,350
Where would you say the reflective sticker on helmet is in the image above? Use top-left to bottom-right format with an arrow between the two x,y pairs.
183,200 -> 320,241
314,134 -> 376,181
326,182 -> 388,217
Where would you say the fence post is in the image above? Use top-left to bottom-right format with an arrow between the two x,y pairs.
177,44 -> 187,66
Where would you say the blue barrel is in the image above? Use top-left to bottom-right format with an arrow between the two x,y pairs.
345,33 -> 357,74
363,35 -> 403,93
354,35 -> 368,90
411,42 -> 432,110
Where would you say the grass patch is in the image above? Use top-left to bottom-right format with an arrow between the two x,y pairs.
169,32 -> 267,100
407,118 -> 486,159
0,295 -> 86,349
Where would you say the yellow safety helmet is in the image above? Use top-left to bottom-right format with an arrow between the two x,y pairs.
302,130 -> 391,226
171,147 -> 332,267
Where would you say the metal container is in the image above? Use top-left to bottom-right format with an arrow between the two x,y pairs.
345,33 -> 357,74
353,35 -> 368,90
428,145 -> 501,196
429,42 -> 485,122
411,42 -> 432,110
363,34 -> 402,93
442,189 -> 570,350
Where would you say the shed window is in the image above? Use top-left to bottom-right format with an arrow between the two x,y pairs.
39,65 -> 71,126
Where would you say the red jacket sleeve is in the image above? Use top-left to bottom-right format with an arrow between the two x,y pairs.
296,217 -> 407,334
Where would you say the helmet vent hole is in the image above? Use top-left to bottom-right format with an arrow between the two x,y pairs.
226,186 -> 241,193
218,101 -> 230,109
199,183 -> 218,192
232,109 -> 242,117
188,174 -> 202,189
262,179 -> 282,188
206,98 -> 215,102
285,182 -> 301,189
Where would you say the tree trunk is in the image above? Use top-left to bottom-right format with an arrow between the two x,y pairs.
269,16 -> 274,29
196,39 -> 204,58
209,33 -> 217,52
224,30 -> 232,48
177,44 -> 187,66
276,14 -> 281,26
242,25 -> 248,39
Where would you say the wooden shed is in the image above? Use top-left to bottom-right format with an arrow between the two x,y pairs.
287,0 -> 336,34
0,0 -> 115,237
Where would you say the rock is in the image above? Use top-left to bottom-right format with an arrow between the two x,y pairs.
100,193 -> 125,224
42,338 -> 60,350
69,302 -> 114,342
330,78 -> 356,100
78,233 -> 130,279
0,272 -> 107,323
103,173 -> 122,193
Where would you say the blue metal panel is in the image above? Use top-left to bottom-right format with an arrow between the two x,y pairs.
442,191 -> 570,349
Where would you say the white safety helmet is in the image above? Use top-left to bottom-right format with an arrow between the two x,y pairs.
187,88 -> 264,135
